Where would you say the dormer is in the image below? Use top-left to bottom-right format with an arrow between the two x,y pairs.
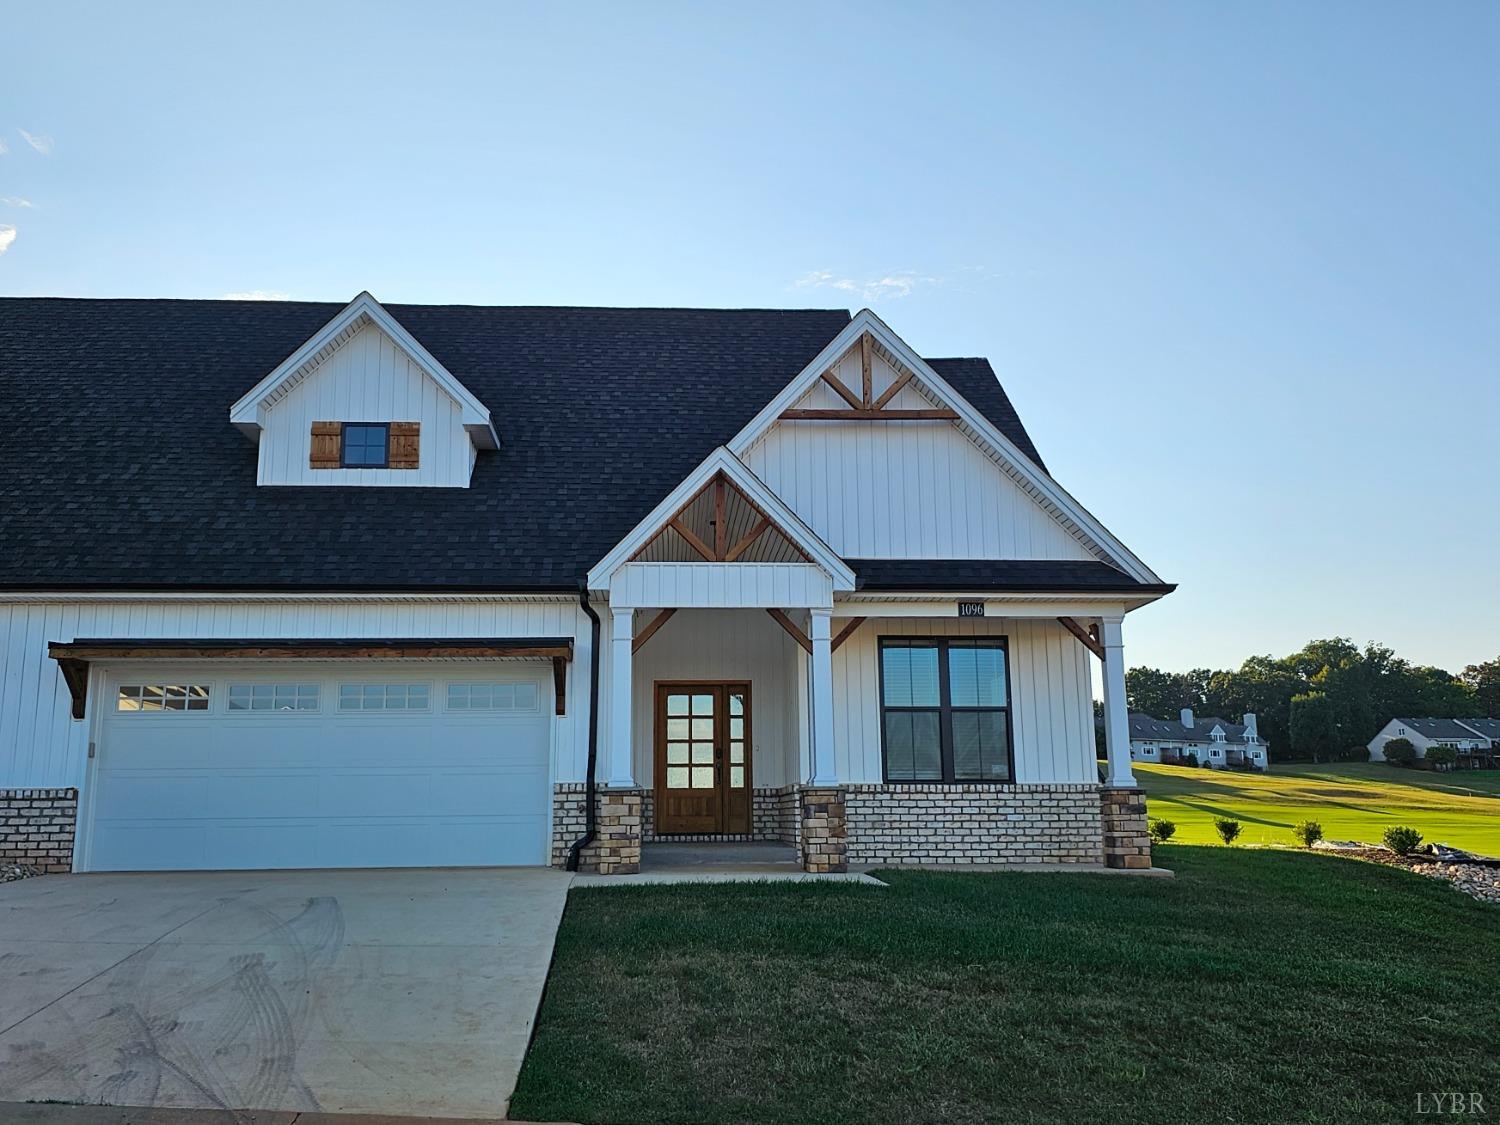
229,293 -> 499,487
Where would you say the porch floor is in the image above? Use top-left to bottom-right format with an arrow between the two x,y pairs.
572,842 -> 886,886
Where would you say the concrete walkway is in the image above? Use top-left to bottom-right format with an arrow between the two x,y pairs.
0,868 -> 572,1121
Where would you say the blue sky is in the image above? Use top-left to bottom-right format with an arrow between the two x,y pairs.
3,2 -> 1496,674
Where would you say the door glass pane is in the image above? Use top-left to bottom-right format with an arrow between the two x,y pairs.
690,717 -> 714,740
729,692 -> 744,716
666,766 -> 690,788
730,765 -> 745,788
691,766 -> 714,788
667,718 -> 689,740
667,742 -> 690,764
729,742 -> 744,764
730,717 -> 744,739
881,646 -> 940,707
667,694 -> 689,717
691,694 -> 714,715
691,743 -> 714,764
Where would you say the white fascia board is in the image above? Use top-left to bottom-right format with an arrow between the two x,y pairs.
228,292 -> 500,449
587,446 -> 855,592
726,309 -> 1165,586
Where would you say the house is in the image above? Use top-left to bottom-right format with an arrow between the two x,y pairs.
1129,709 -> 1269,771
0,295 -> 1174,876
1367,718 -> 1499,766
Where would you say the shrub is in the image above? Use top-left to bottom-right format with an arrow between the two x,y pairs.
1425,745 -> 1458,771
1292,820 -> 1323,848
1182,752 -> 1199,768
1214,817 -> 1243,845
1148,817 -> 1177,844
1382,738 -> 1417,766
1383,825 -> 1423,856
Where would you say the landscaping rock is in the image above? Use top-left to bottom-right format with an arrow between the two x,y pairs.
2,862 -> 42,884
1408,861 -> 1500,905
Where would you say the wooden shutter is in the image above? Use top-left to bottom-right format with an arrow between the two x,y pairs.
389,421 -> 420,469
309,421 -> 341,469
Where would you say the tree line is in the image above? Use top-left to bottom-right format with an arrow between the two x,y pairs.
1124,641 -> 1500,762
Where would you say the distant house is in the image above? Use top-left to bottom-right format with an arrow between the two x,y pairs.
1129,708 -> 1269,771
1367,718 -> 1499,767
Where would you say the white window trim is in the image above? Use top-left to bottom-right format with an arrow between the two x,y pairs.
226,682 -> 322,714
337,682 -> 434,713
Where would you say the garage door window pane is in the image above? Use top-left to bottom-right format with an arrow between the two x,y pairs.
339,684 -> 430,711
446,682 -> 539,712
228,684 -> 319,712
117,684 -> 212,713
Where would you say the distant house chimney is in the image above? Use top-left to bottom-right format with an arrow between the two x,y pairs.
1243,713 -> 1259,740
1180,708 -> 1195,729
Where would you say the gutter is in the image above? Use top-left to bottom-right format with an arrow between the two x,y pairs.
566,581 -> 603,871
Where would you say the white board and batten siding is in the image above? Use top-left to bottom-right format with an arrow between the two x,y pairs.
0,598 -> 591,790
257,324 -> 477,487
832,617 -> 1097,785
741,350 -> 1102,561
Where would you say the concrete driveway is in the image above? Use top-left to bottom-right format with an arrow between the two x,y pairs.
0,868 -> 572,1119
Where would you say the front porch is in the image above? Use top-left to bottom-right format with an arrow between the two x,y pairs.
556,601 -> 1152,876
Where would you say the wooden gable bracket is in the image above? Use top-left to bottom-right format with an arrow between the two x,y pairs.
632,608 -> 677,654
781,331 -> 959,422
1057,617 -> 1106,661
764,611 -> 866,655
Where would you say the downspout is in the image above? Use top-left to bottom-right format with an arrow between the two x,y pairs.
565,580 -> 603,871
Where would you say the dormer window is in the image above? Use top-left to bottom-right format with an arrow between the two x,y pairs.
309,420 -> 421,471
342,423 -> 390,468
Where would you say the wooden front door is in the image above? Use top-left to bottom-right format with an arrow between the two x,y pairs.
654,683 -> 751,835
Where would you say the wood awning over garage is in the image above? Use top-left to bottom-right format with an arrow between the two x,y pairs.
48,637 -> 574,720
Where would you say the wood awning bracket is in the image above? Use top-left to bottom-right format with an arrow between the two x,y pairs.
765,609 -> 812,654
47,637 -> 576,721
832,617 -> 865,652
632,608 -> 677,654
1057,617 -> 1105,661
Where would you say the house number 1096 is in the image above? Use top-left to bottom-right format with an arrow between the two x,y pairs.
957,602 -> 986,618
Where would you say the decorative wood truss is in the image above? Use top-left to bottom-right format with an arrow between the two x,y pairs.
631,472 -> 812,565
779,331 -> 959,422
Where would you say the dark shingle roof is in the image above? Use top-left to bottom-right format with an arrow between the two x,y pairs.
1395,718 -> 1499,741
849,559 -> 1171,594
1129,713 -> 1255,744
0,298 -> 1051,590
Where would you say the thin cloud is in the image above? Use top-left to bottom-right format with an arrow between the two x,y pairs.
18,129 -> 54,155
0,226 -> 16,255
0,137 -> 8,155
1,196 -> 34,208
792,269 -> 941,300
222,290 -> 290,301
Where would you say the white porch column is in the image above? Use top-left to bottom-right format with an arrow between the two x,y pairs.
1099,615 -> 1136,788
607,606 -> 636,788
808,607 -> 837,786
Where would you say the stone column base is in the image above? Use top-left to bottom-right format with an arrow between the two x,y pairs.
799,787 -> 847,873
593,789 -> 644,875
1101,787 -> 1151,869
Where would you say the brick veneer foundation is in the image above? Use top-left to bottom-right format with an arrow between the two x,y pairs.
1100,786 -> 1152,869
556,782 -> 1123,873
799,787 -> 847,873
1,788 -> 78,873
842,783 -> 1105,866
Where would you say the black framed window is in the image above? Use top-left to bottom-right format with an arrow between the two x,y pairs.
879,637 -> 1013,782
341,423 -> 390,468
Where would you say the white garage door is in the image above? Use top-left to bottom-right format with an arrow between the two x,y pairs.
84,664 -> 552,871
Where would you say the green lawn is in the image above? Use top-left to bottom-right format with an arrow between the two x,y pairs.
511,850 -> 1500,1125
1130,761 -> 1500,854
